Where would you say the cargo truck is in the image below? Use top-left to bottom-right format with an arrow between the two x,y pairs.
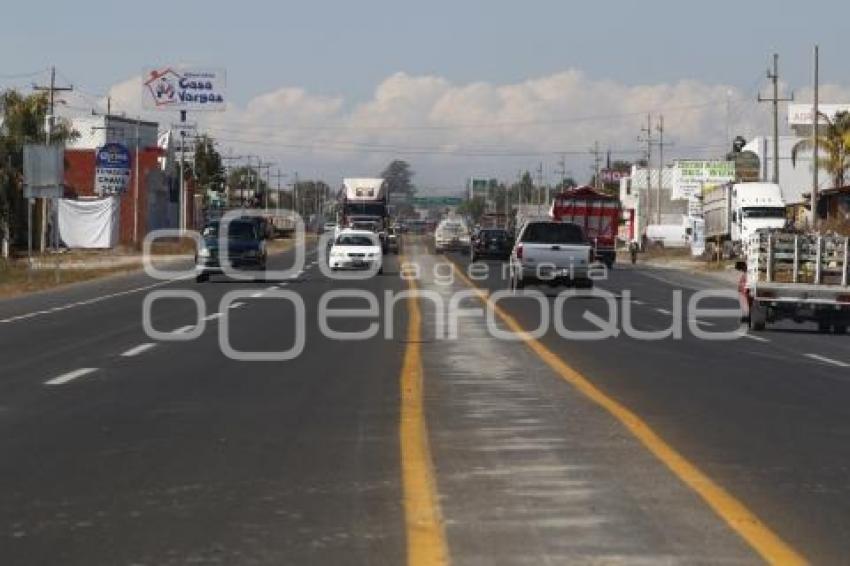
739,229 -> 850,333
703,182 -> 786,258
549,186 -> 620,268
341,178 -> 389,248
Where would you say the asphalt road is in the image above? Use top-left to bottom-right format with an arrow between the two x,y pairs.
0,236 -> 848,564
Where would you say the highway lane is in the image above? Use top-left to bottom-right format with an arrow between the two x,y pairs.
2,235 -> 847,564
0,244 -> 409,565
445,250 -> 850,564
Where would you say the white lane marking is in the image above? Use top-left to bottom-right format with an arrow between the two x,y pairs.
204,312 -> 222,321
45,368 -> 98,386
631,299 -> 646,305
805,353 -> 850,368
691,320 -> 715,327
229,302 -> 245,309
655,308 -> 672,315
0,275 -> 194,324
172,325 -> 195,334
741,333 -> 770,343
251,291 -> 264,298
121,343 -> 157,357
265,286 -> 277,291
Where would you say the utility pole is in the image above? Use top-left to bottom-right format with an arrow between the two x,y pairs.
758,53 -> 794,184
536,161 -> 544,212
638,114 -> 654,230
590,141 -> 603,190
812,45 -> 820,231
270,169 -> 288,209
656,116 -> 665,225
33,66 -> 73,252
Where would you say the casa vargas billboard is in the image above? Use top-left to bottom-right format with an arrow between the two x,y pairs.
143,67 -> 227,111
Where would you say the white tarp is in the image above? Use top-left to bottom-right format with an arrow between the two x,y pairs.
58,197 -> 120,248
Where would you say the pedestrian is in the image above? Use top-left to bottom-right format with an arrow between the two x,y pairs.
629,241 -> 638,264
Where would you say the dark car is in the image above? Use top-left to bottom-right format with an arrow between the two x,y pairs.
385,227 -> 401,254
470,228 -> 512,262
195,220 -> 267,282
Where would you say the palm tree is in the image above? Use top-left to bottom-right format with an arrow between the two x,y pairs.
791,110 -> 850,189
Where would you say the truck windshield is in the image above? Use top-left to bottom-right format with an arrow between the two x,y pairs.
345,203 -> 385,217
742,207 -> 786,219
521,222 -> 585,244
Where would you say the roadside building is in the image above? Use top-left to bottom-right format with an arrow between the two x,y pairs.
61,114 -> 194,246
619,166 -> 685,242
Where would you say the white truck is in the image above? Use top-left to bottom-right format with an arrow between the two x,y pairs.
703,182 -> 786,258
341,177 -> 389,249
509,220 -> 594,290
739,229 -> 850,333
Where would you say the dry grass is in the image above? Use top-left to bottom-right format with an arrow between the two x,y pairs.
0,259 -> 138,299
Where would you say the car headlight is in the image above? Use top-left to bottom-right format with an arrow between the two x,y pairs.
331,250 -> 345,258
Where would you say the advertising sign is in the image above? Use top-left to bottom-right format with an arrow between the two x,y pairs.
600,169 -> 629,184
788,103 -> 850,126
143,67 -> 227,111
733,151 -> 760,182
95,143 -> 131,195
672,160 -> 735,200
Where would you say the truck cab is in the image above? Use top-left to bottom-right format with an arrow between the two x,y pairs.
731,183 -> 786,244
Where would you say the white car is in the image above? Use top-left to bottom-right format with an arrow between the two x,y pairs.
328,229 -> 383,274
434,219 -> 470,253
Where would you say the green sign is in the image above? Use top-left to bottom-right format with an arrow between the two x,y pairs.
413,196 -> 463,207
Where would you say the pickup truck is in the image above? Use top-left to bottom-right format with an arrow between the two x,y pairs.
509,220 -> 593,290
739,229 -> 850,333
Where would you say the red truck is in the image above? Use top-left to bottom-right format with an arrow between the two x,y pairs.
549,186 -> 621,268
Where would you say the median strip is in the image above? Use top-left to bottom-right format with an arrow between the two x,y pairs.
447,259 -> 805,566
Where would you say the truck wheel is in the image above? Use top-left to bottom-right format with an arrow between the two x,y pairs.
749,301 -> 766,331
834,324 -> 847,335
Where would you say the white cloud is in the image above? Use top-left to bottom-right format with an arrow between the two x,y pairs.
62,70 -> 850,189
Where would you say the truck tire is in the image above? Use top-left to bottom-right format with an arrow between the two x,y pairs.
749,301 -> 766,331
834,324 -> 847,335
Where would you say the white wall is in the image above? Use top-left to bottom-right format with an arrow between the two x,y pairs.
743,136 -> 830,205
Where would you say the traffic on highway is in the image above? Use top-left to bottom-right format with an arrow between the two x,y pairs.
2,3 -> 850,565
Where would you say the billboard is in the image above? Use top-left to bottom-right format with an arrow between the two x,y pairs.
95,143 -> 131,195
143,67 -> 227,111
672,160 -> 735,200
788,103 -> 850,126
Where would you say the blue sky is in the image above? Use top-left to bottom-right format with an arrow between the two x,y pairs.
2,0 -> 847,187
3,0 -> 844,103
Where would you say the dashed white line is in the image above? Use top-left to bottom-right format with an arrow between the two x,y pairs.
265,286 -> 277,291
229,302 -> 245,309
741,333 -> 770,343
0,275 -> 194,325
251,291 -> 264,298
804,353 -> 850,368
121,343 -> 157,357
45,368 -> 98,386
172,325 -> 195,334
204,312 -> 222,321
631,299 -> 646,305
655,308 -> 672,315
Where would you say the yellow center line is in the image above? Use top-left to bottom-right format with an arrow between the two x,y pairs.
400,251 -> 450,566
446,258 -> 806,566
